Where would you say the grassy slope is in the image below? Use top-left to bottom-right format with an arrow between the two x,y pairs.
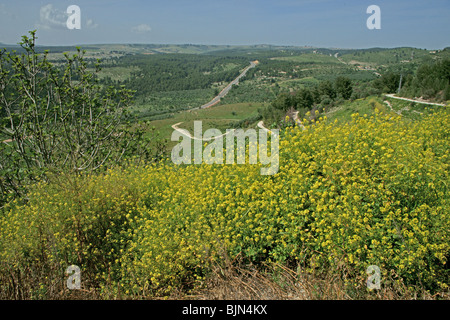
147,102 -> 265,149
324,95 -> 449,124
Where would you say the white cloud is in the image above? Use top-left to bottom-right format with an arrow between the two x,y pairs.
36,4 -> 67,30
86,19 -> 98,29
132,24 -> 152,33
36,4 -> 98,31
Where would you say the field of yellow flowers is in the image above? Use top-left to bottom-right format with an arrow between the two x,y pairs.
0,107 -> 448,299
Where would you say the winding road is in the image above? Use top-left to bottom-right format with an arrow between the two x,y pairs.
257,110 -> 304,134
171,122 -> 235,141
384,93 -> 446,107
171,60 -> 258,139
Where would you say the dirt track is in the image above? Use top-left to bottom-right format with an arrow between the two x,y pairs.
384,93 -> 446,106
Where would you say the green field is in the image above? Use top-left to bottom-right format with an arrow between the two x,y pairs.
146,102 -> 265,149
383,97 -> 444,120
323,96 -> 388,123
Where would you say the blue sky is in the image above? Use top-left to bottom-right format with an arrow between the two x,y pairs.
0,0 -> 449,49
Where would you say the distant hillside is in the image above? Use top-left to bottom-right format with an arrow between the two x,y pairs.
2,42 -> 449,59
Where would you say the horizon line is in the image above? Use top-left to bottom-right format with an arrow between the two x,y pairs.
1,41 -> 448,51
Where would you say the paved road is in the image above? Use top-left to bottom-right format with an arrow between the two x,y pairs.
3,62 -> 259,145
171,61 -> 258,139
200,61 -> 257,109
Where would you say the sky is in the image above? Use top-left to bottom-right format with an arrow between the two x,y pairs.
0,0 -> 449,49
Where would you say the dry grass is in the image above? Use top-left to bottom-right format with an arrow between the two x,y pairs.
179,251 -> 449,301
3,256 -> 449,300
193,260 -> 308,300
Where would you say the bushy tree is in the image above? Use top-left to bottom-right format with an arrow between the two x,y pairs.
372,72 -> 401,93
397,59 -> 450,101
295,88 -> 314,110
335,76 -> 353,100
0,31 -> 156,205
318,80 -> 336,100
271,92 -> 293,111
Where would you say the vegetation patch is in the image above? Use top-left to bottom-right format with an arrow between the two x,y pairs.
1,107 -> 448,299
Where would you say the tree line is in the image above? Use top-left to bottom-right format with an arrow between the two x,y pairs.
262,56 -> 450,127
116,54 -> 250,98
261,76 -> 353,126
372,58 -> 450,102
0,32 -> 158,206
